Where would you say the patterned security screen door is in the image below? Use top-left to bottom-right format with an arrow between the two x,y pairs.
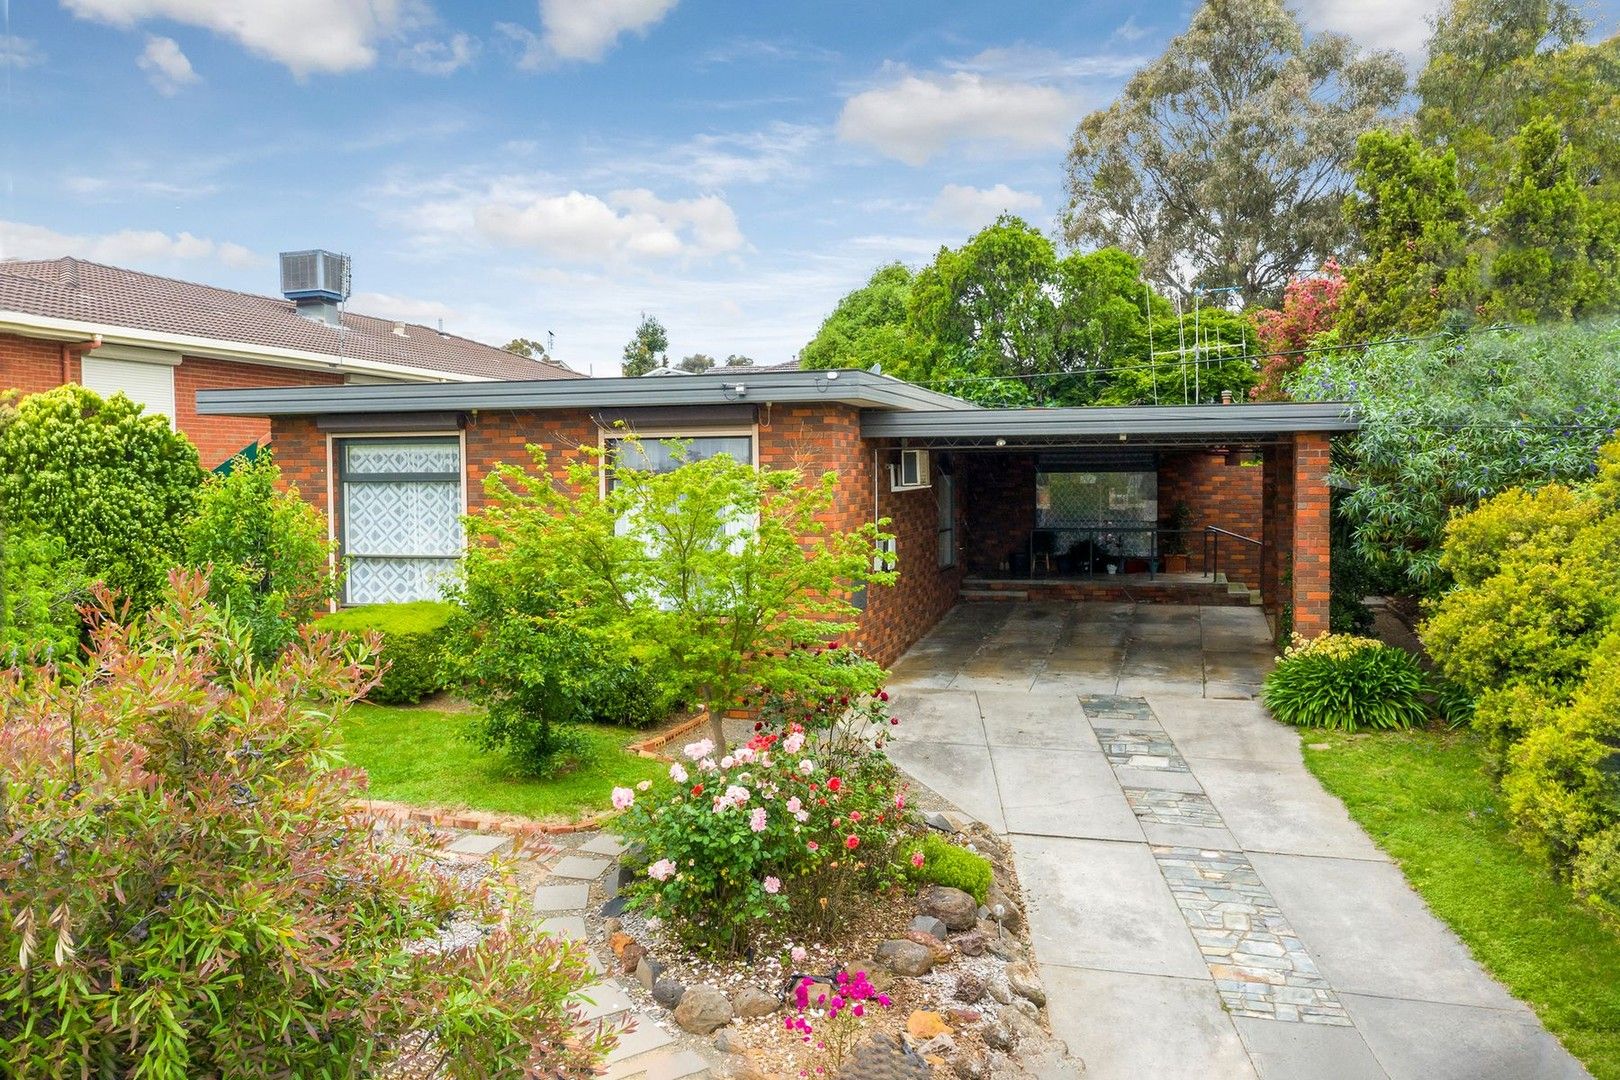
340,437 -> 463,605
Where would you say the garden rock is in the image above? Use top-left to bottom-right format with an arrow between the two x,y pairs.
955,930 -> 989,957
905,1011 -> 953,1040
837,1033 -> 931,1080
875,938 -> 937,976
674,983 -> 733,1035
987,979 -> 1013,1006
618,941 -> 647,975
733,985 -> 779,1018
635,955 -> 665,992
987,885 -> 1024,932
651,976 -> 687,1009
920,885 -> 979,931
924,811 -> 958,833
1005,962 -> 1046,1007
953,1054 -> 989,1079
953,972 -> 986,1004
982,1019 -> 1017,1052
910,914 -> 949,940
713,1027 -> 742,1054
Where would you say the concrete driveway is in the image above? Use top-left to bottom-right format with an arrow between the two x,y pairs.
886,602 -> 1587,1080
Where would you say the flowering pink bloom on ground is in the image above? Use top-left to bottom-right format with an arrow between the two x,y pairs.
911,850 -> 926,869
763,875 -> 781,894
845,834 -> 860,850
721,755 -> 736,769
648,858 -> 677,881
700,757 -> 717,772
669,762 -> 689,784
721,784 -> 751,809
750,807 -> 768,832
807,840 -> 819,852
791,945 -> 808,964
683,738 -> 716,761
611,787 -> 635,810
894,794 -> 905,810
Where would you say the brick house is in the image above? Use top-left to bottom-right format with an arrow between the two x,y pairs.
0,255 -> 580,467
196,371 -> 1355,662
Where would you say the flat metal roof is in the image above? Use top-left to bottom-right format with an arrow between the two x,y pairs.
194,369 -> 977,417
859,401 -> 1358,446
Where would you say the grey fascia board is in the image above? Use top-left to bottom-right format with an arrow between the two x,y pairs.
859,402 -> 1360,439
195,369 -> 977,417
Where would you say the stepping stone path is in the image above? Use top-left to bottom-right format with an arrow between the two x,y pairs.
435,825 -> 717,1080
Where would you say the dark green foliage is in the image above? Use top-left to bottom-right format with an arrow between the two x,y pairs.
0,525 -> 86,664
183,455 -> 336,667
621,313 -> 670,377
1262,635 -> 1432,731
1290,319 -> 1620,594
321,601 -> 456,705
0,385 -> 203,610
899,833 -> 993,905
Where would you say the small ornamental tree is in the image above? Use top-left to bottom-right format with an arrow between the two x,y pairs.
1250,260 -> 1344,400
0,572 -> 614,1079
467,440 -> 896,753
184,453 -> 338,666
0,384 -> 204,610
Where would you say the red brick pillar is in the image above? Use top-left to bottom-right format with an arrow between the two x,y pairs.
1290,432 -> 1332,637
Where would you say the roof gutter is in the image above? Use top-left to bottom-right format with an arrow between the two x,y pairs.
0,310 -> 492,385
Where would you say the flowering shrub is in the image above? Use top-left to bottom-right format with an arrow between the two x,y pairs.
611,677 -> 911,956
1261,633 -> 1431,731
0,573 -> 614,1079
784,970 -> 893,1071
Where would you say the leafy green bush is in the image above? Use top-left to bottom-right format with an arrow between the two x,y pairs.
0,385 -> 203,609
1471,683 -> 1563,776
0,525 -> 86,663
184,454 -> 336,666
0,572 -> 613,1079
1573,825 -> 1620,925
899,833 -> 992,905
321,601 -> 455,705
1290,319 -> 1620,595
1261,633 -> 1431,731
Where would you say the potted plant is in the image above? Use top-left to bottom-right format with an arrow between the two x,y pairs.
1163,501 -> 1194,574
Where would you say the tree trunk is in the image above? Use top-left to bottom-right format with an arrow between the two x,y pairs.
707,699 -> 726,751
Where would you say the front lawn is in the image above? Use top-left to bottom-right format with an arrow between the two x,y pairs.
339,703 -> 665,822
1303,730 -> 1620,1079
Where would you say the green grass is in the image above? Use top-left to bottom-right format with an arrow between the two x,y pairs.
338,703 -> 665,822
1303,729 -> 1620,1079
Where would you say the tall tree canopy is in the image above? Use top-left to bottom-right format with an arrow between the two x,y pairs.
801,217 -> 1255,406
1061,0 -> 1405,305
620,314 -> 669,377
676,353 -> 716,372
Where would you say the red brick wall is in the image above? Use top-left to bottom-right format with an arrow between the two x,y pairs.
1,331 -> 82,395
175,357 -> 343,468
866,446 -> 965,667
1157,450 -> 1264,586
1290,432 -> 1332,637
959,453 -> 1037,574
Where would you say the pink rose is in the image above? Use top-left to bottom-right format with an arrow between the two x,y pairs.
611,787 -> 634,811
750,807 -> 768,832
763,875 -> 781,894
647,858 -> 676,882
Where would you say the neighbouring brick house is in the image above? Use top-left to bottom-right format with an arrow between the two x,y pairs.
197,372 -> 1356,664
0,255 -> 580,467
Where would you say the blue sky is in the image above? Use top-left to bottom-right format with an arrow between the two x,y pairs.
2,1 -> 1616,375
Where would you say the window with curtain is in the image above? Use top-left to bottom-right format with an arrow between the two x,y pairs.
338,437 -> 463,605
606,434 -> 754,478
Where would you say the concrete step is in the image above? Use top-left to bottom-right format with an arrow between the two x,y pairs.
602,1047 -> 712,1080
961,589 -> 1028,601
603,1018 -> 675,1067
1213,572 -> 1228,585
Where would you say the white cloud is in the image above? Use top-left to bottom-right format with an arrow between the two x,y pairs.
1113,16 -> 1150,43
399,32 -> 478,75
349,290 -> 458,326
0,35 -> 45,68
667,122 -> 823,186
0,219 -> 259,268
470,187 -> 744,262
929,183 -> 1044,230
59,0 -> 417,76
838,71 -> 1076,166
66,174 -> 220,200
505,0 -> 677,66
1294,0 -> 1442,60
137,35 -> 200,95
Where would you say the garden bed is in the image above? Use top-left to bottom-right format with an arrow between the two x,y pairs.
1303,729 -> 1620,1079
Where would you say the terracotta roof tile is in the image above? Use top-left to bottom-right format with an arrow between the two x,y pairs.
0,257 -> 583,382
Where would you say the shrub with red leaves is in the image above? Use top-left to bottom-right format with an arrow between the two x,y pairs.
1250,261 -> 1345,401
0,571 -> 616,1079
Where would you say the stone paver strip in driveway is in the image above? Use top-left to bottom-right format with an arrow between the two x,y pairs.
885,601 -> 1590,1080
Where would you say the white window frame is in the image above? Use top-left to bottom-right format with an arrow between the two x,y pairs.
891,448 -> 931,492
597,424 -> 760,494
327,430 -> 468,607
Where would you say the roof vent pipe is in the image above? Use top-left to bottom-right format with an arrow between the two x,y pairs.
279,250 -> 351,327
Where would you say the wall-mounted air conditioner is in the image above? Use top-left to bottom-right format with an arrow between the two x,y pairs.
890,448 -> 931,491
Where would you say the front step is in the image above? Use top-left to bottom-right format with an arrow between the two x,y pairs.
603,1047 -> 711,1080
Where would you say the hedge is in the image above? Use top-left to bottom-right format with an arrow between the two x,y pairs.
320,601 -> 456,704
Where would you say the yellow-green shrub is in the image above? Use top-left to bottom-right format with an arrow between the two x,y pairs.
1472,683 -> 1564,776
320,601 -> 455,704
1573,826 -> 1620,924
899,833 -> 993,905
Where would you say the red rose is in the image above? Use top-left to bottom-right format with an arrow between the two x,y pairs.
878,690 -> 889,702
828,777 -> 842,793
845,835 -> 860,850
889,717 -> 899,725
692,784 -> 704,796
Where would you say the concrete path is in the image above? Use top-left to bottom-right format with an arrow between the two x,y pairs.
886,602 -> 1588,1080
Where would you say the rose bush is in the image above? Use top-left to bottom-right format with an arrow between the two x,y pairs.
611,668 -> 912,957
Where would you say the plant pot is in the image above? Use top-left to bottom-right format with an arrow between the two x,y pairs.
1008,551 -> 1031,577
1163,553 -> 1188,574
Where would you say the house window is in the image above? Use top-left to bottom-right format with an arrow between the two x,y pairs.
81,356 -> 176,426
1036,469 -> 1158,558
338,437 -> 463,605
891,448 -> 930,491
936,472 -> 956,568
606,434 -> 754,478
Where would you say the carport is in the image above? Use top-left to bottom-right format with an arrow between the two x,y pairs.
860,401 -> 1357,639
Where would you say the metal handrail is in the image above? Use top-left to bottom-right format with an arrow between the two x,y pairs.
1022,526 -> 1203,581
1202,526 -> 1264,584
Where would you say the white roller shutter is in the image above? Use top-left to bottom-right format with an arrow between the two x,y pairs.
81,357 -> 177,425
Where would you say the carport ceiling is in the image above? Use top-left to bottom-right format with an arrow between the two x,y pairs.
858,402 -> 1358,449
